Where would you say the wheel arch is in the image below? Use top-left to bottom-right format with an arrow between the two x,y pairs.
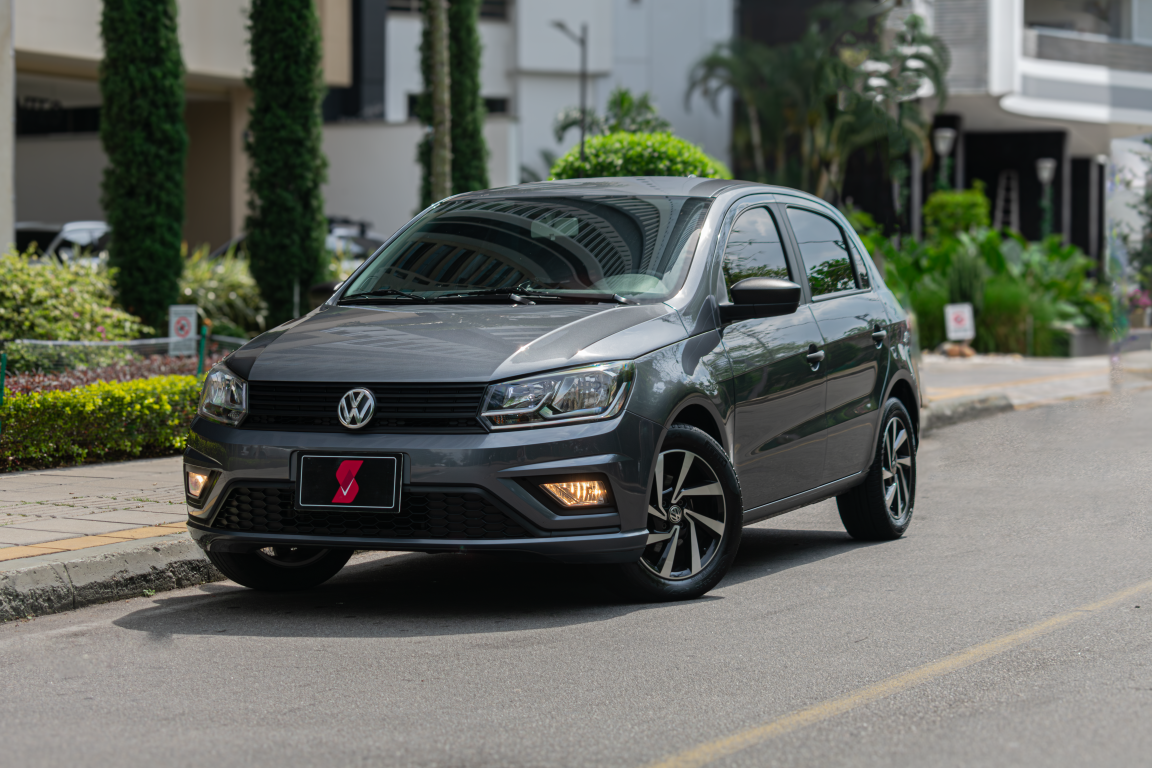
885,372 -> 921,439
666,397 -> 728,455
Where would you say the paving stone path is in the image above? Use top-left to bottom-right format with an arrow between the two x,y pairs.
0,456 -> 185,548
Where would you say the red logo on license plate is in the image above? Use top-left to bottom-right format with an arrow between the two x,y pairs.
332,459 -> 364,504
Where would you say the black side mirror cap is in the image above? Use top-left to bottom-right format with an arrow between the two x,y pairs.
719,277 -> 802,323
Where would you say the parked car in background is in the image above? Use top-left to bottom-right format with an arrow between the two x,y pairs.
186,177 -> 921,602
210,216 -> 387,270
16,220 -> 110,265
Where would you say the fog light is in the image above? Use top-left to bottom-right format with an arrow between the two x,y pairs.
540,480 -> 608,508
187,471 -> 209,498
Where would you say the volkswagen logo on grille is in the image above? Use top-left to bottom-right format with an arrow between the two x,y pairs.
337,388 -> 376,429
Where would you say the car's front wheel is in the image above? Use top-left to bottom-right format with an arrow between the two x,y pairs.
618,424 -> 743,601
836,397 -> 917,540
206,546 -> 353,591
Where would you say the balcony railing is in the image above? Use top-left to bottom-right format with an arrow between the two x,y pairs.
1024,27 -> 1152,74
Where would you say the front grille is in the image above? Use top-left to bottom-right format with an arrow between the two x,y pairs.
210,484 -> 533,540
242,381 -> 487,433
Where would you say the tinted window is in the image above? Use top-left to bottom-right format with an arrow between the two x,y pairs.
787,207 -> 857,297
851,242 -> 871,288
342,196 -> 712,302
721,207 -> 791,291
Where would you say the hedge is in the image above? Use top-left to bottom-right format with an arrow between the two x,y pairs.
1,375 -> 200,471
550,132 -> 732,180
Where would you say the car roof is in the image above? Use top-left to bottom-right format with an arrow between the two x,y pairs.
453,176 -> 830,205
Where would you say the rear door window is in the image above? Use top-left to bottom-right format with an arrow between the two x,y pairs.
786,207 -> 858,297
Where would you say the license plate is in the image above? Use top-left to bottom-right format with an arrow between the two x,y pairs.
298,455 -> 400,512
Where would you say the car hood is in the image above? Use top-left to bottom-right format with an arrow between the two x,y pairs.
227,302 -> 689,383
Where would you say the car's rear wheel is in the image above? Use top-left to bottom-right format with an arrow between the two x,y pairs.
618,424 -> 743,601
206,546 -> 353,591
836,397 -> 916,540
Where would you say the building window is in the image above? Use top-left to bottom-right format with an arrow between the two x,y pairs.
16,97 -> 100,136
387,0 -> 507,20
484,97 -> 509,115
480,0 -> 508,20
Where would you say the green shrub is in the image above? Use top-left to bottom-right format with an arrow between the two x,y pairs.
0,375 -> 199,471
179,244 -> 268,336
550,132 -> 732,180
922,181 -> 990,240
100,0 -> 188,330
0,250 -> 151,344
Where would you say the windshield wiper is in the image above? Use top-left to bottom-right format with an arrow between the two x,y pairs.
431,288 -> 637,306
340,287 -> 429,303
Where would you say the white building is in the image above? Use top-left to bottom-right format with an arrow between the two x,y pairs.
931,0 -> 1152,263
1,0 -> 733,250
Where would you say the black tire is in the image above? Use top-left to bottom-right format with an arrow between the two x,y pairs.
206,546 -> 353,591
618,424 -> 743,601
837,397 -> 917,541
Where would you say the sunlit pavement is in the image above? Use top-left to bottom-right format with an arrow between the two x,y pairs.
1,386 -> 1149,768
922,349 -> 1152,408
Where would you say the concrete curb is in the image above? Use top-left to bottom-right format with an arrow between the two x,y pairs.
0,534 -> 223,622
921,393 -> 1014,436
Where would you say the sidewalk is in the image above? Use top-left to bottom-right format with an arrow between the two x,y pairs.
921,349 -> 1152,411
0,456 -> 187,562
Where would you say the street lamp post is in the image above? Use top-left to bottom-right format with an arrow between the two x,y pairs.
1036,157 -> 1057,239
933,127 -> 956,191
552,20 -> 588,167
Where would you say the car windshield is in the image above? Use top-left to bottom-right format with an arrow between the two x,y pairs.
340,195 -> 712,303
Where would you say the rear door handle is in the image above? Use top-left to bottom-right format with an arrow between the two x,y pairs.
872,328 -> 888,346
806,348 -> 825,364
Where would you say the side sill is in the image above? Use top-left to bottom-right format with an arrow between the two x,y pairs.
741,471 -> 866,526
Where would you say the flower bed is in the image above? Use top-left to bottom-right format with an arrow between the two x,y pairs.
4,353 -> 226,395
1,375 -> 201,471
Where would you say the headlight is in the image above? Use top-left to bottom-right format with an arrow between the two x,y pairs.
198,364 -> 248,426
481,362 -> 634,429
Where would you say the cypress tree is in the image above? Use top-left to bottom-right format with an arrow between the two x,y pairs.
418,0 -> 489,210
99,0 -> 187,331
246,0 -> 328,326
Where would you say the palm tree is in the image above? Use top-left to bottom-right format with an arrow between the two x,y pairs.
553,86 -> 671,144
685,2 -> 950,206
686,39 -> 774,182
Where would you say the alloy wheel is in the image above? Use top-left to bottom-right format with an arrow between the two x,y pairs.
881,417 -> 913,522
640,449 -> 727,580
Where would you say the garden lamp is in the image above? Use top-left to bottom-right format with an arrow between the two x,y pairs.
932,127 -> 956,190
1036,158 -> 1057,238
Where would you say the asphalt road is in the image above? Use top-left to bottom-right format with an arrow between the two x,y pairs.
2,388 -> 1150,768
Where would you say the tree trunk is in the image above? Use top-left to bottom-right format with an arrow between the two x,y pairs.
744,96 -> 766,182
428,0 -> 452,202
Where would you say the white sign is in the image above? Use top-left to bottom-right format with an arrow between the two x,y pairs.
945,302 -> 975,342
168,305 -> 199,356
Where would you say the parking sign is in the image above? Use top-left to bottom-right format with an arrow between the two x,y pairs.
168,305 -> 199,356
944,303 -> 975,342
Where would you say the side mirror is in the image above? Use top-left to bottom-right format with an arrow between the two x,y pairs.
719,278 -> 802,323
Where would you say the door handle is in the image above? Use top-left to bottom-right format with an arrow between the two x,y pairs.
806,347 -> 825,367
871,327 -> 888,346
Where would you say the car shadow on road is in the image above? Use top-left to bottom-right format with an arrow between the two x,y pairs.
112,527 -> 874,640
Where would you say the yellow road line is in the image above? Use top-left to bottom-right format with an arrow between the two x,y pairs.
646,578 -> 1152,768
0,522 -> 187,563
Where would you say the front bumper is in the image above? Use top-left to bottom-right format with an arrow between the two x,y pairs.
183,410 -> 660,564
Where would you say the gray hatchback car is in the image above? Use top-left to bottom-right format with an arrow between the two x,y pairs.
185,177 -> 920,601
